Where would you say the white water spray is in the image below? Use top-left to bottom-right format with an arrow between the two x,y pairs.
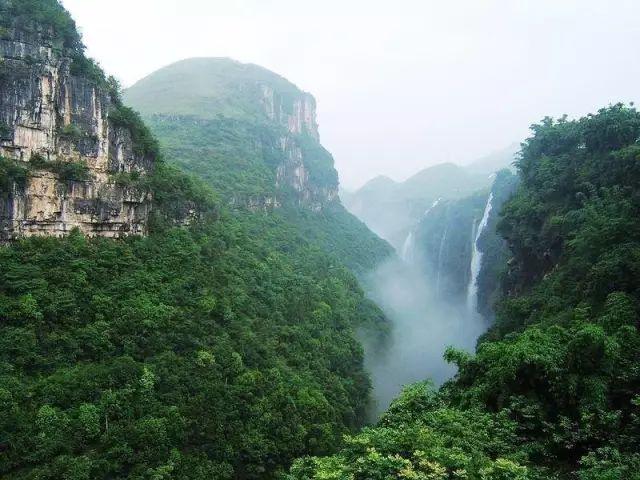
435,224 -> 449,295
466,193 -> 493,313
424,198 -> 441,216
401,231 -> 415,263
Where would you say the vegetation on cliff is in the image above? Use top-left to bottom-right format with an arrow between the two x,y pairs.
124,57 -> 391,272
288,104 -> 640,479
0,0 -> 81,50
0,2 -> 392,479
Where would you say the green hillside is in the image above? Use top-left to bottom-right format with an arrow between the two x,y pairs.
123,58 -> 301,121
344,162 -> 491,248
0,3 -> 391,479
124,57 -> 390,272
288,104 -> 640,479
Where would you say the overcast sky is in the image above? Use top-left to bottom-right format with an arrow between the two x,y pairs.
61,0 -> 640,189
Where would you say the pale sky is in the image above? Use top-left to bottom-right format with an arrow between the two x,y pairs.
61,0 -> 640,189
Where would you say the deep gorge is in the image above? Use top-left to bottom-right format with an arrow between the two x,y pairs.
1,2 -> 640,479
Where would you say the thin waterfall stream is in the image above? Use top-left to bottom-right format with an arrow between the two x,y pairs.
466,193 -> 493,313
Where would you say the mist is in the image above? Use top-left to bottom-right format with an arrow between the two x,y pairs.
361,256 -> 489,415
62,0 -> 640,190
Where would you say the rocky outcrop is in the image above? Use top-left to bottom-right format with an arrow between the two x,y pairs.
124,58 -> 339,213
261,83 -> 337,211
0,26 -> 154,241
274,131 -> 338,212
260,84 -> 319,141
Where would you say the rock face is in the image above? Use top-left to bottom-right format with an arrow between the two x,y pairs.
260,83 -> 336,210
124,58 -> 338,212
0,26 -> 154,241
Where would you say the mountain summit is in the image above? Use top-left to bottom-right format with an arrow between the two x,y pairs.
125,58 -> 338,211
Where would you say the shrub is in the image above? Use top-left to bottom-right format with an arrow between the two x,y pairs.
53,160 -> 90,182
69,53 -> 107,87
0,156 -> 29,195
109,105 -> 159,158
28,153 -> 90,183
28,152 -> 47,168
58,123 -> 83,143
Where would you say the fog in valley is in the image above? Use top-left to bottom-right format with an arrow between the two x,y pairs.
361,257 -> 489,414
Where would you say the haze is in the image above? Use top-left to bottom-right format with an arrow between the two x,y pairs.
61,0 -> 640,189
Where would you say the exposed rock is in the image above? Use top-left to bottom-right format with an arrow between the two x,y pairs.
0,26 -> 154,241
124,58 -> 338,213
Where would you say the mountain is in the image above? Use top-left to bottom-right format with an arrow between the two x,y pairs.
465,142 -> 519,175
288,104 -> 640,479
0,2 -> 392,479
343,162 -> 493,248
0,2 -> 157,240
124,57 -> 390,273
124,58 -> 335,212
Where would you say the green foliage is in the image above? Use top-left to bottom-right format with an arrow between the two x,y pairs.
287,383 -> 531,480
289,104 -> 640,479
0,156 -> 29,195
146,162 -> 218,231
58,123 -> 84,143
451,104 -> 640,476
0,0 -> 82,50
69,52 -> 107,86
0,212 -> 381,478
1,5 -> 391,480
130,102 -> 390,273
29,153 -> 90,182
109,104 -> 160,158
142,115 -> 278,200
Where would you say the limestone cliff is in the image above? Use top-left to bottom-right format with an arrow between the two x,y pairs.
124,58 -> 338,212
0,20 -> 155,241
264,85 -> 338,211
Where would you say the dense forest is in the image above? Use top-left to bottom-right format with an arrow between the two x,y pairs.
289,105 -> 640,479
0,1 -> 391,478
2,1 -> 640,480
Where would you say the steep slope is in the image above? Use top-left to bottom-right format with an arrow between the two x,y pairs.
288,105 -> 640,479
0,3 -> 392,479
343,162 -> 493,248
410,169 -> 519,315
0,0 -> 157,240
124,58 -> 334,211
124,57 -> 391,272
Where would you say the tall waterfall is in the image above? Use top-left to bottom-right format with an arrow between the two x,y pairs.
466,193 -> 494,313
435,224 -> 449,295
401,231 -> 415,263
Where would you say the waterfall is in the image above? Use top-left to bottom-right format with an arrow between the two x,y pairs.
401,231 -> 415,263
435,224 -> 449,295
424,198 -> 441,216
466,193 -> 494,313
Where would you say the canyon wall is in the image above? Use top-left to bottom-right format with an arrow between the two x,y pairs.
0,24 -> 155,240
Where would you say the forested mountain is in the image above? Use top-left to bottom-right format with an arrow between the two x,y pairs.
288,105 -> 640,479
0,1 -> 392,479
123,57 -> 389,273
3,2 -> 640,480
342,146 -> 516,249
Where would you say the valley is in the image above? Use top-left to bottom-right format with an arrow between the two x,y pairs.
1,1 -> 640,479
